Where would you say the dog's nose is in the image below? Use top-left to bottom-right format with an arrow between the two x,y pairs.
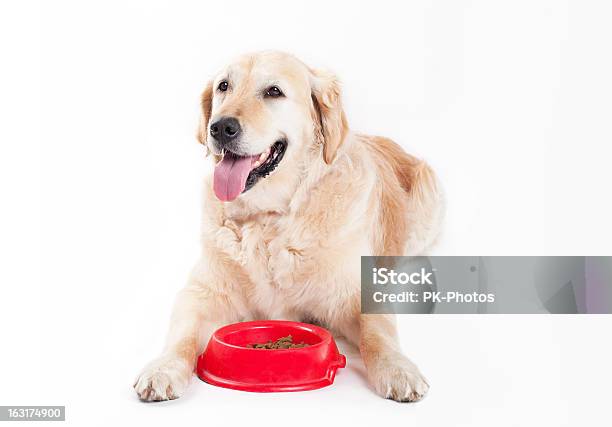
210,117 -> 241,144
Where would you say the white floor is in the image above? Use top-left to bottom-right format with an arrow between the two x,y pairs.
9,315 -> 610,426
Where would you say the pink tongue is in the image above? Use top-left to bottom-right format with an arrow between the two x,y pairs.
213,153 -> 258,202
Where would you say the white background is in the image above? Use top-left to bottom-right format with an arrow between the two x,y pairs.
1,0 -> 612,426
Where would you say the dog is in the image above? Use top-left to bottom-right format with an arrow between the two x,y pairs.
134,51 -> 443,402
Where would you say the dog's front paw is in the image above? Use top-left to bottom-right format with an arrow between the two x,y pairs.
367,354 -> 430,402
134,355 -> 192,402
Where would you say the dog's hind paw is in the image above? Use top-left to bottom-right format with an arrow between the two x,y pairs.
134,355 -> 192,402
368,354 -> 430,402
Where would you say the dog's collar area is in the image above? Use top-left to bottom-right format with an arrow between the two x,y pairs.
243,139 -> 287,192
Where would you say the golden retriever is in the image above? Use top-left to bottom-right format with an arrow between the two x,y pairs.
134,51 -> 443,402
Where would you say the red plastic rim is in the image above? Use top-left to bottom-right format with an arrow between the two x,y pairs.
196,320 -> 346,392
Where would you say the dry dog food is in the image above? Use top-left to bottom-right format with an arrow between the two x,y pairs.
246,335 -> 309,349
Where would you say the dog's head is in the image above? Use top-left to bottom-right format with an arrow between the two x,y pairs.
198,51 -> 348,202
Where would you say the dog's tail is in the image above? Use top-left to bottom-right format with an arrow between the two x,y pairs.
402,156 -> 445,254
366,136 -> 445,255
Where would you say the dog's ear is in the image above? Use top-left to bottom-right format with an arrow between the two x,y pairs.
197,81 -> 214,151
310,69 -> 349,165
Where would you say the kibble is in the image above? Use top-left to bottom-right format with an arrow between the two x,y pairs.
246,335 -> 309,349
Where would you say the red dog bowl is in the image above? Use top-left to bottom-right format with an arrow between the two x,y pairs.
196,320 -> 346,392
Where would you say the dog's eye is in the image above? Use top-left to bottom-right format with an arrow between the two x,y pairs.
218,81 -> 229,92
265,86 -> 283,98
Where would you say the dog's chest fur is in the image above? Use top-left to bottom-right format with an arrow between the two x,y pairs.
222,211 -> 317,320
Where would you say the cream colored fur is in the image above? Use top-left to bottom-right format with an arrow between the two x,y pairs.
134,51 -> 443,402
